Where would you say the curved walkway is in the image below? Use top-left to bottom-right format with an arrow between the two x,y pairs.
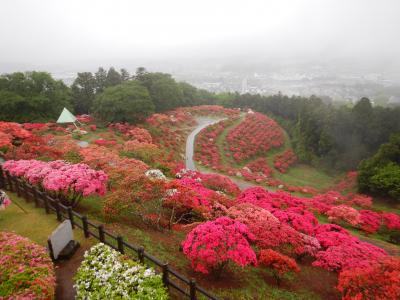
185,117 -> 255,190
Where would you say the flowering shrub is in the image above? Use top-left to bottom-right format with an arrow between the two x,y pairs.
274,149 -> 297,173
74,243 -> 168,299
360,210 -> 382,233
0,232 -> 55,299
94,139 -> 117,147
3,159 -> 108,207
382,212 -> 400,230
181,217 -> 257,275
145,169 -> 166,180
224,113 -> 284,163
349,194 -> 372,208
198,173 -> 240,196
245,158 -> 274,177
0,190 -> 11,210
259,249 -> 300,285
337,256 -> 400,300
194,119 -> 232,170
227,203 -> 304,252
327,205 -> 361,226
103,173 -> 169,228
313,223 -> 387,272
272,208 -> 318,235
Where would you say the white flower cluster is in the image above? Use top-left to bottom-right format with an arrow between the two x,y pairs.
74,243 -> 169,299
145,169 -> 167,181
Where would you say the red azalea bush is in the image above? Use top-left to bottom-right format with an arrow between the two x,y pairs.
313,224 -> 387,272
259,249 -> 300,285
349,194 -> 372,208
245,158 -> 274,177
382,212 -> 400,230
164,178 -> 231,222
194,119 -> 233,170
198,173 -> 240,196
0,232 -> 56,299
94,139 -> 117,147
227,203 -> 304,252
359,210 -> 382,233
224,113 -> 284,163
273,149 -> 297,173
327,205 -> 361,226
181,217 -> 257,275
337,256 -> 400,300
272,208 -> 318,235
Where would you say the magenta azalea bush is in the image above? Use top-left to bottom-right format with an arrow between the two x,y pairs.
3,159 -> 108,206
0,232 -> 56,299
181,217 -> 257,275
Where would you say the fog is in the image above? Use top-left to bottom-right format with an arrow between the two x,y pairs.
1,0 -> 399,74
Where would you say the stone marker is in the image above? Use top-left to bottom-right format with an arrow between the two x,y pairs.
48,220 -> 80,260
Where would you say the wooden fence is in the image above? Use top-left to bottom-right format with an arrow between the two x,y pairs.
0,165 -> 218,300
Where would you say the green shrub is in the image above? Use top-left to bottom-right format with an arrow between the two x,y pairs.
74,243 -> 169,299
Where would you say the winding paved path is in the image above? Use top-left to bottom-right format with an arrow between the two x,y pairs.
185,117 -> 255,190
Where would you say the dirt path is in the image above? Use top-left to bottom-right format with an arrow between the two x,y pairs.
55,244 -> 90,300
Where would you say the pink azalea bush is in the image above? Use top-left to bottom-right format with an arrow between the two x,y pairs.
3,159 -> 108,207
327,205 -> 361,226
0,232 -> 56,299
181,217 -> 257,275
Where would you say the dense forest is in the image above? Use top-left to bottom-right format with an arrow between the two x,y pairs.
1,67 -> 399,178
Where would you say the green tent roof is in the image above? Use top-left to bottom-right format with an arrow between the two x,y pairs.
56,108 -> 77,123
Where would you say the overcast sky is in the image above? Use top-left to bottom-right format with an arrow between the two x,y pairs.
1,0 -> 399,72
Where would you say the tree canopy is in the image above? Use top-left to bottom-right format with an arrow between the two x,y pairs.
0,71 -> 71,122
93,81 -> 154,123
358,133 -> 400,201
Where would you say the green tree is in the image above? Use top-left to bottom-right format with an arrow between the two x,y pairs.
120,68 -> 130,81
106,67 -> 122,87
71,72 -> 96,114
358,134 -> 400,201
136,72 -> 183,112
93,81 -> 154,123
94,67 -> 108,94
0,71 -> 71,122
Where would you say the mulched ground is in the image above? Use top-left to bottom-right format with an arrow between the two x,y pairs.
55,244 -> 90,300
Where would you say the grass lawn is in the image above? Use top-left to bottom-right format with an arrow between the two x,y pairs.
0,192 -> 91,247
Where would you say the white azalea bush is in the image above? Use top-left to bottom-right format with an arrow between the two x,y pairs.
74,243 -> 169,299
145,169 -> 167,180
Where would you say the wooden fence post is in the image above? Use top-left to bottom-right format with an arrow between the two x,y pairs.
82,216 -> 90,238
15,179 -> 21,197
0,167 -> 5,189
44,196 -> 50,214
162,263 -> 169,287
32,188 -> 39,207
67,207 -> 74,228
190,279 -> 197,300
55,199 -> 62,221
117,236 -> 124,254
6,173 -> 13,192
138,246 -> 145,264
98,225 -> 105,243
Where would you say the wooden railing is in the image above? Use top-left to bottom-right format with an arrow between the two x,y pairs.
0,165 -> 218,300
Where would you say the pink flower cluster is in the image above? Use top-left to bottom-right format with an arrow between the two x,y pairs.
3,159 -> 108,199
181,217 -> 257,274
